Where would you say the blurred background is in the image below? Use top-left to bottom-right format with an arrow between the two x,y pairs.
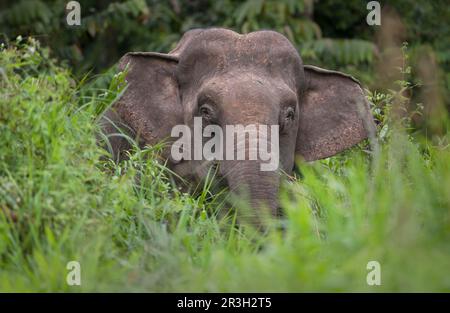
1,1 -> 449,291
1,0 -> 448,137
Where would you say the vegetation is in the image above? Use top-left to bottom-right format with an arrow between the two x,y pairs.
0,1 -> 449,291
0,0 -> 375,72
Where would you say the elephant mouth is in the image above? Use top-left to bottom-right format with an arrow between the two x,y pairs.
171,159 -> 224,188
171,158 -> 286,226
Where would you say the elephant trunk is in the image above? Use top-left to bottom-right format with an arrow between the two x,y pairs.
211,116 -> 281,227
221,139 -> 280,226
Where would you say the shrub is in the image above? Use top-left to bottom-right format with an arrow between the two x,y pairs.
0,38 -> 449,292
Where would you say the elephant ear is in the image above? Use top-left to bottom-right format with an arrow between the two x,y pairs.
100,31 -> 205,161
296,65 -> 376,161
104,52 -> 183,159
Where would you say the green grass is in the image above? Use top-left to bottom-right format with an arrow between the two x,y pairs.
0,38 -> 449,292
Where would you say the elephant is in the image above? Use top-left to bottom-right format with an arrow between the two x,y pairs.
100,28 -> 376,225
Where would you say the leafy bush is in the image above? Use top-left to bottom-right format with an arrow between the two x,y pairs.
0,38 -> 449,291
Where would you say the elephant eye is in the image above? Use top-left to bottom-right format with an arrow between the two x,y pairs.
198,103 -> 215,121
285,107 -> 295,121
280,106 -> 295,134
200,106 -> 210,116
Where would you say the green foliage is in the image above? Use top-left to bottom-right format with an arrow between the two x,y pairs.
0,37 -> 449,292
0,0 -> 376,73
3,0 -> 448,112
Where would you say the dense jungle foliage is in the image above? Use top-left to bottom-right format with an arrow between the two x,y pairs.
0,0 -> 449,291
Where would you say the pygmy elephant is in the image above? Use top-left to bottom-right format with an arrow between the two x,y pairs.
100,28 -> 375,224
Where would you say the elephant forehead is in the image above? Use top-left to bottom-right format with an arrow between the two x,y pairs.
176,29 -> 302,85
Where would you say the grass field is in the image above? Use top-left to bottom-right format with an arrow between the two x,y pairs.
0,38 -> 449,292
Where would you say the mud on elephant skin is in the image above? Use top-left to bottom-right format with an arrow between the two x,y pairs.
99,28 -> 376,226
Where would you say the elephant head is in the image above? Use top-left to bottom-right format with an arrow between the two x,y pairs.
101,28 -> 375,224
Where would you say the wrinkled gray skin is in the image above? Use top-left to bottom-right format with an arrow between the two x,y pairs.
100,28 -> 375,225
